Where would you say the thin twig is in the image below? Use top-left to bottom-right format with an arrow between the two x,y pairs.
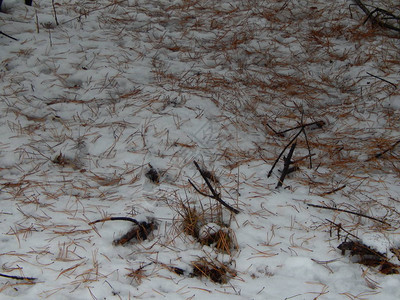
276,142 -> 297,188
0,273 -> 36,281
368,139 -> 400,161
366,72 -> 397,88
0,31 -> 18,41
265,123 -> 282,136
326,219 -> 360,240
191,161 -> 240,214
268,128 -> 303,177
277,120 -> 325,135
89,217 -> 140,226
353,0 -> 400,32
188,179 -> 213,198
52,0 -> 59,26
308,203 -> 390,225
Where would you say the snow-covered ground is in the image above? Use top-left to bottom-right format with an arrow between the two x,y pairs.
1,0 -> 400,299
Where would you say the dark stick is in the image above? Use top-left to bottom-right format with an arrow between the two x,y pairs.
192,161 -> 239,214
308,203 -> 390,225
276,120 -> 324,135
268,128 -> 303,177
0,273 -> 36,281
366,72 -> 396,88
368,139 -> 400,161
325,219 -> 360,240
89,217 -> 140,226
353,0 -> 400,32
0,31 -> 18,41
276,142 -> 297,188
52,0 -> 59,26
188,179 -> 213,198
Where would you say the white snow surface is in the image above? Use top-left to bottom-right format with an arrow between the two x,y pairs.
0,0 -> 400,299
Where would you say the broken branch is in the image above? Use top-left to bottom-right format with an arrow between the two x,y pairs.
276,142 -> 297,188
276,120 -> 325,136
191,161 -> 240,214
353,0 -> 400,32
268,128 -> 303,177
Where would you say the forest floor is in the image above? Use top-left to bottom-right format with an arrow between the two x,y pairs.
0,0 -> 400,299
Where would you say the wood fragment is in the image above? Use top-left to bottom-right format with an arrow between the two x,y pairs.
89,217 -> 141,226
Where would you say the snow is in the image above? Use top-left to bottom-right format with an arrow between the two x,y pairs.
1,0 -> 400,299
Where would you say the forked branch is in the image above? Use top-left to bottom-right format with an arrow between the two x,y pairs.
354,0 -> 400,32
189,161 -> 240,214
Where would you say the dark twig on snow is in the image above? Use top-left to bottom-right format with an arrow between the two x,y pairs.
368,139 -> 400,161
353,0 -> 400,32
276,120 -> 325,136
189,161 -> 239,214
276,142 -> 298,188
366,72 -> 397,88
89,217 -> 140,226
265,123 -> 282,136
268,128 -> 303,178
326,219 -> 359,240
318,184 -> 347,196
308,203 -> 390,226
0,31 -> 18,41
0,273 -> 36,281
89,217 -> 154,244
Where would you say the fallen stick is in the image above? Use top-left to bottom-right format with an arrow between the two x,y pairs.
366,72 -> 397,88
353,0 -> 400,32
268,128 -> 303,177
0,31 -> 18,41
0,273 -> 36,281
276,142 -> 297,188
308,203 -> 390,226
368,139 -> 400,161
189,161 -> 240,214
318,184 -> 346,196
89,217 -> 140,226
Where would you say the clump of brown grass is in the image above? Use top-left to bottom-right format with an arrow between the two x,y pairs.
198,224 -> 237,255
177,200 -> 237,254
180,204 -> 201,238
190,258 -> 236,284
126,263 -> 151,285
